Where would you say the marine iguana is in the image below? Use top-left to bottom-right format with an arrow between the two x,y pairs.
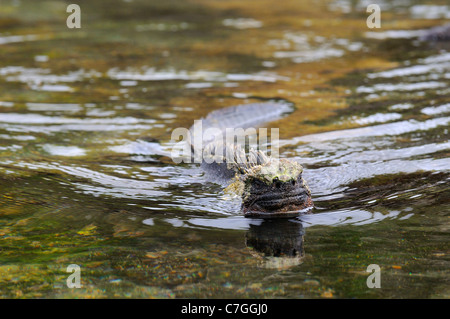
189,102 -> 313,218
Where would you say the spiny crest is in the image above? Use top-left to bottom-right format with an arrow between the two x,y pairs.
231,146 -> 271,174
203,142 -> 270,174
244,158 -> 304,185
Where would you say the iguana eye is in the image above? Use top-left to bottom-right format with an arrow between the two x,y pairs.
250,178 -> 266,188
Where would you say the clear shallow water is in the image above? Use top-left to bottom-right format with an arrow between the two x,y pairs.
0,0 -> 448,298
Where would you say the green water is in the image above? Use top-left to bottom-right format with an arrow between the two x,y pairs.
0,0 -> 449,298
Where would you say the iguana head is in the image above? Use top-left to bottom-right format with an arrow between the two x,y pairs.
234,158 -> 313,217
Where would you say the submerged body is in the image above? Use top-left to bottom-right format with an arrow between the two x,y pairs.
190,102 -> 313,218
421,23 -> 450,42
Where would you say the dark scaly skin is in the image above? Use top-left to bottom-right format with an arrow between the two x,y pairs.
192,102 -> 313,218
421,23 -> 450,42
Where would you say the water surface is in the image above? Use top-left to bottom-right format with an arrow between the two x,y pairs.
0,0 -> 449,298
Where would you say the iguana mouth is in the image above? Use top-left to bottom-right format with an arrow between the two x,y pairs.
242,178 -> 313,218
253,189 -> 310,210
243,192 -> 313,217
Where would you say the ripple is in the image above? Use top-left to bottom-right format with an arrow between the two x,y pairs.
187,216 -> 257,230
107,67 -> 288,83
136,22 -> 190,32
368,63 -> 450,79
356,81 -> 446,93
185,82 -> 213,89
351,113 -> 402,125
41,144 -> 86,157
299,209 -> 404,227
0,34 -> 40,45
389,103 -> 414,111
282,113 -> 450,198
270,32 -> 362,64
156,206 -> 415,230
2,123 -> 154,133
0,134 -> 35,141
0,66 -> 101,92
13,161 -> 167,199
109,140 -> 170,157
222,18 -> 263,29
410,5 -> 450,19
0,101 -> 14,107
365,29 -> 427,40
0,113 -> 155,125
29,84 -> 73,92
274,47 -> 344,63
25,103 -> 83,113
282,117 -> 450,145
367,52 -> 450,78
421,103 -> 450,116
304,157 -> 449,198
0,113 -> 157,134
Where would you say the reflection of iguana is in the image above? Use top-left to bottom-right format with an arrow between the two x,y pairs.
190,102 -> 313,218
